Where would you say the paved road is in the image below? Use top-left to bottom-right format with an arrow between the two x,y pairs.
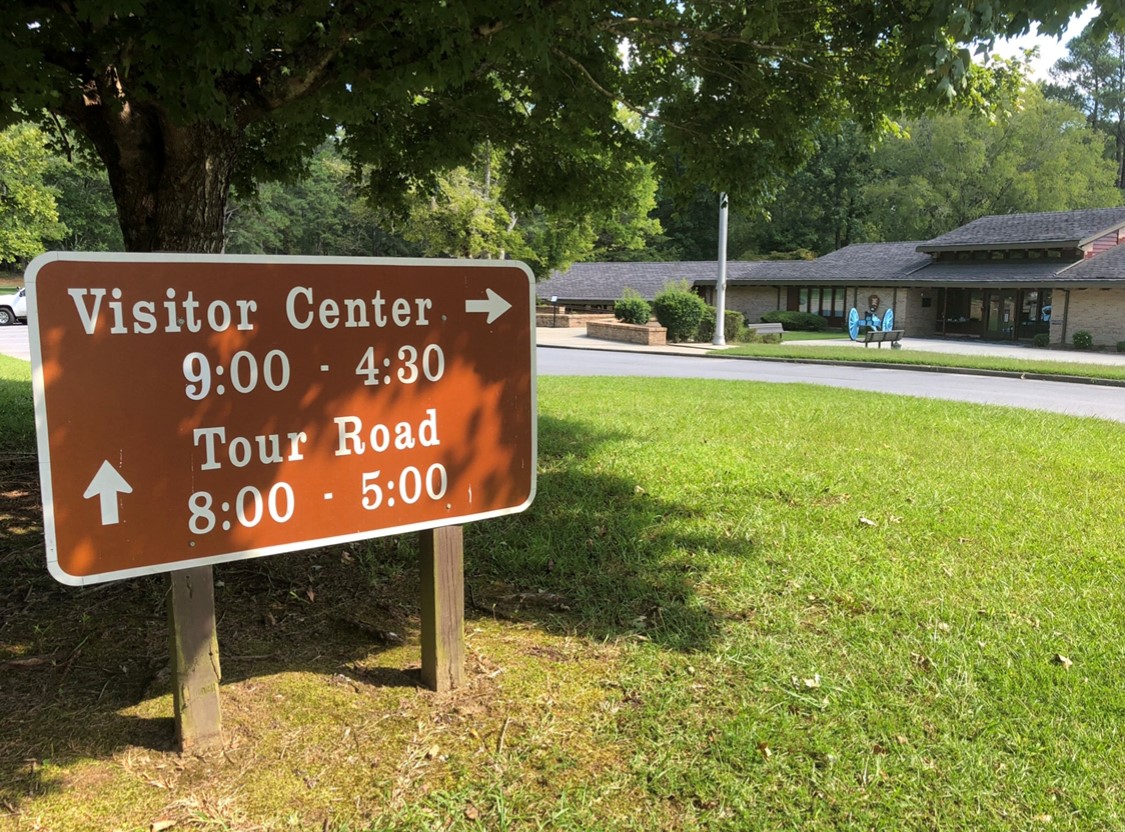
8,321 -> 1125,422
0,323 -> 30,361
537,347 -> 1125,423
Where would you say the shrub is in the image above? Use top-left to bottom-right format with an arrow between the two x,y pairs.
697,308 -> 747,342
614,288 -> 651,325
760,310 -> 830,331
653,285 -> 709,342
725,309 -> 747,342
1117,341 -> 1125,354
1032,333 -> 1051,348
1072,330 -> 1093,350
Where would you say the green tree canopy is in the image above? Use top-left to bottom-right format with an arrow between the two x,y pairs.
2,1 -> 1110,255
1047,23 -> 1125,188
664,74 -> 1122,258
45,150 -> 124,252
0,123 -> 67,263
863,83 -> 1122,241
224,138 -> 658,275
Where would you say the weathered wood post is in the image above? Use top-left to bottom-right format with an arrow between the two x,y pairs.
168,565 -> 222,751
419,526 -> 465,692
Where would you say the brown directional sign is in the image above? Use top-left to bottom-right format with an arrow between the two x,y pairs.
27,253 -> 536,586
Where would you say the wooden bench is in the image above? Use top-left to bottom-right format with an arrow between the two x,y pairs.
747,322 -> 785,337
863,329 -> 903,349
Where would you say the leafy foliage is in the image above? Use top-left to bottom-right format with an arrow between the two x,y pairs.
226,140 -> 420,257
614,288 -> 652,325
225,139 -> 658,276
862,83 -> 1121,242
761,311 -> 830,331
0,124 -> 67,263
696,308 -> 746,342
735,77 -> 1119,255
2,1 -> 1111,253
1073,330 -> 1094,349
652,284 -> 709,342
1047,23 -> 1125,189
45,153 -> 124,252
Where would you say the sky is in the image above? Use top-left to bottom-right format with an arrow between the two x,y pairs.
989,3 -> 1099,80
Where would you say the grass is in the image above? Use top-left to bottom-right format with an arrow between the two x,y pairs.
0,355 -> 34,452
716,341 -> 1125,381
774,330 -> 850,341
4,367 -> 1125,829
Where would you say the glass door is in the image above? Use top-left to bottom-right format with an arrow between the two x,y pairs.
984,290 -> 1017,339
1017,289 -> 1051,339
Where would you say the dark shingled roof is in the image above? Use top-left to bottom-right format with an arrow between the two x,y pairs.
701,260 -> 819,284
918,208 -> 1125,252
902,260 -> 1068,285
698,242 -> 929,284
803,242 -> 931,280
536,261 -> 722,301
538,213 -> 1125,303
1057,244 -> 1125,283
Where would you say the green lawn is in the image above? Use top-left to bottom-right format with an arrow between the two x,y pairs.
717,341 -> 1125,381
4,369 -> 1125,830
774,329 -> 850,341
0,355 -> 34,452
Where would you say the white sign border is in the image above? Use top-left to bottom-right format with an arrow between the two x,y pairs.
26,251 -> 538,587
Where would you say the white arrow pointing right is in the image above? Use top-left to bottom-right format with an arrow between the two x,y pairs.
465,288 -> 512,324
83,460 -> 133,525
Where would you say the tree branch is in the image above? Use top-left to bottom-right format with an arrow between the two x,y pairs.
549,47 -> 704,137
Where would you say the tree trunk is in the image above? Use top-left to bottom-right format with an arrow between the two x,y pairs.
65,99 -> 239,254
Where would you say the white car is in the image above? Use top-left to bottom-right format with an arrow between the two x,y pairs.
0,287 -> 27,325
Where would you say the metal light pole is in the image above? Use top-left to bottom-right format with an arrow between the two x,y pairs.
712,192 -> 729,346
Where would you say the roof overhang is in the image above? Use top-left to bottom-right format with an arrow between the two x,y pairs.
917,241 -> 1081,253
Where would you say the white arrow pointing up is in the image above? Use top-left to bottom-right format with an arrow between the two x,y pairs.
83,460 -> 133,525
465,288 -> 512,324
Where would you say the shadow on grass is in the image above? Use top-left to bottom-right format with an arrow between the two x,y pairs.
0,544 -> 437,808
0,370 -> 36,454
463,414 -> 743,652
0,406 -> 746,808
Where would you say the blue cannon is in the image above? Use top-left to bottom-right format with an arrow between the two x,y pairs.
846,306 -> 894,341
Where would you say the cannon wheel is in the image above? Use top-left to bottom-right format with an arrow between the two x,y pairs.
847,308 -> 859,340
882,307 -> 894,332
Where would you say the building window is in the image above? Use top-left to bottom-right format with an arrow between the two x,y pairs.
788,287 -> 849,320
1018,289 -> 1051,338
939,288 -> 984,334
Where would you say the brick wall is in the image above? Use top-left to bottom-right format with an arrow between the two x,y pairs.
724,285 -> 941,336
587,320 -> 668,345
725,285 -> 783,324
1058,287 -> 1125,346
899,287 -> 938,336
536,312 -> 615,328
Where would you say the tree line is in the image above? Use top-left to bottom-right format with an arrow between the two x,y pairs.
4,23 -> 1125,273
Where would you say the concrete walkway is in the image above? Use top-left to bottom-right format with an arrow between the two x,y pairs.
537,325 -> 1125,366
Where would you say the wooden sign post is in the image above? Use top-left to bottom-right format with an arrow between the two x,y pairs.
168,565 -> 222,751
419,525 -> 465,693
26,253 -> 537,749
